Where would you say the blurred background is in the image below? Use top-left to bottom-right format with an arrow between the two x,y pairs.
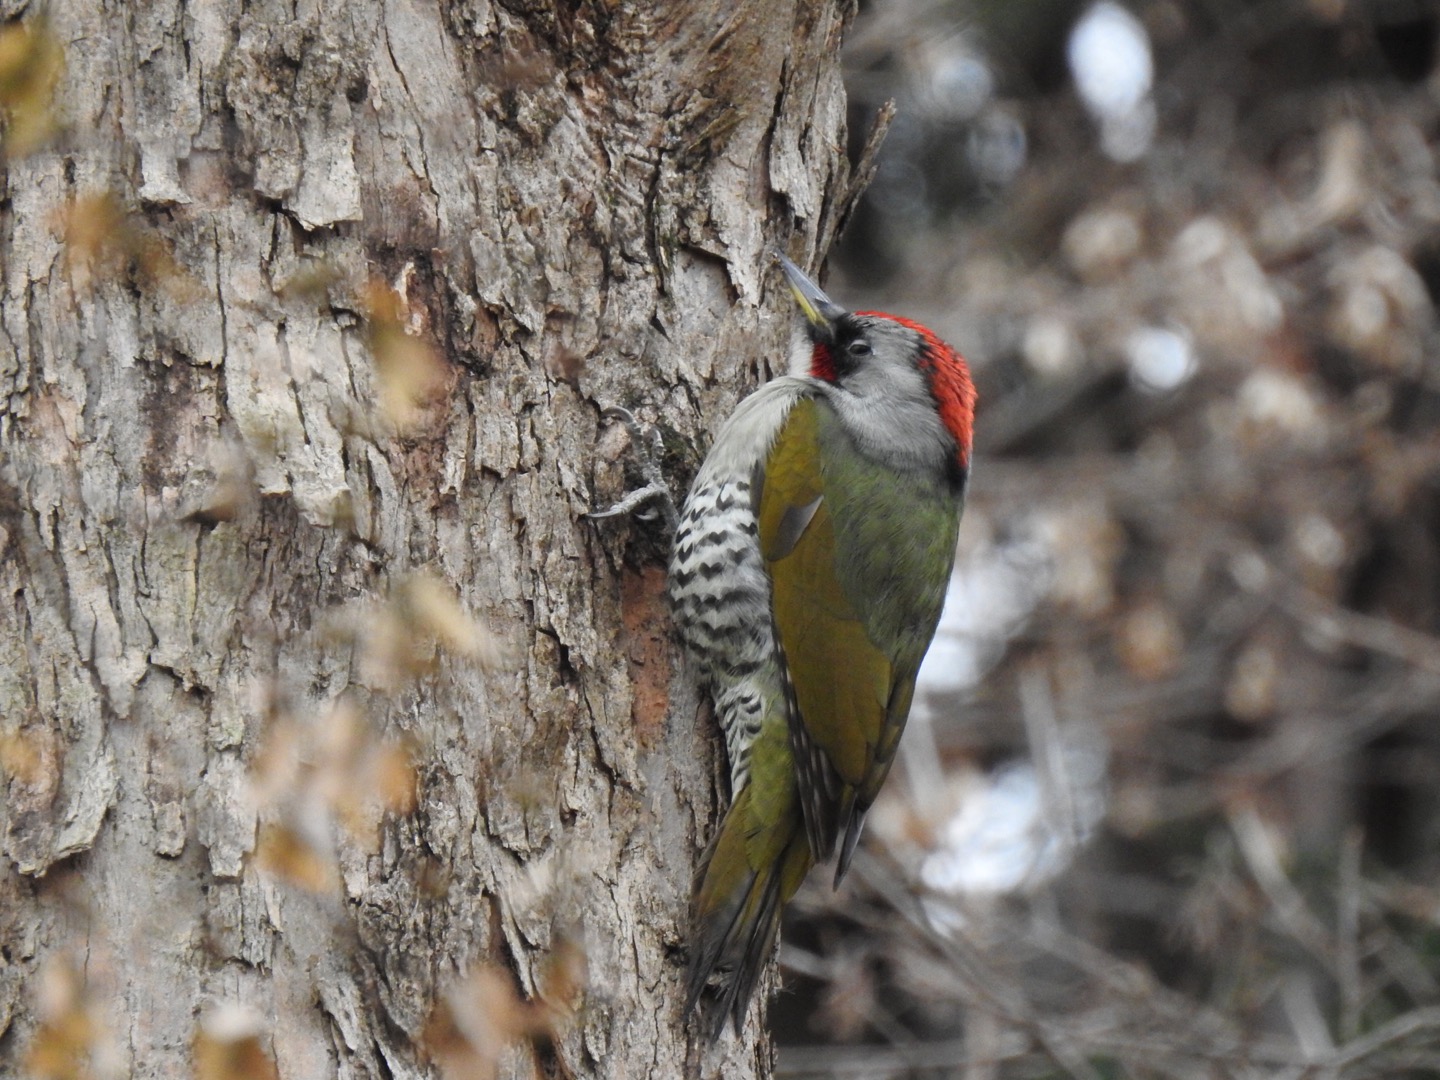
779,1 -> 1440,1076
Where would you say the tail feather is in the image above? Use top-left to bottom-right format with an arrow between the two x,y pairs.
833,789 -> 864,887
685,783 -> 813,1040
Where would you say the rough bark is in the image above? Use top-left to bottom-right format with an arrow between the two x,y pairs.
0,1 -> 859,1076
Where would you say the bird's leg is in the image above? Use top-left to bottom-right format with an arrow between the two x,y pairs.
587,406 -> 680,532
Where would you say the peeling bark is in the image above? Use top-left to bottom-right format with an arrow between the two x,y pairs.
0,1 -> 858,1077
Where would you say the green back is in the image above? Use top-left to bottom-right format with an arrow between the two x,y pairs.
758,397 -> 962,868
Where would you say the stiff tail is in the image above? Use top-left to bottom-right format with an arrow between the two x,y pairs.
685,781 -> 814,1041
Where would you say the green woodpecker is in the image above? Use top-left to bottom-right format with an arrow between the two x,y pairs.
672,255 -> 975,1038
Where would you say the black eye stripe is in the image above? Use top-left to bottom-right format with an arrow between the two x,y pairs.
830,316 -> 877,377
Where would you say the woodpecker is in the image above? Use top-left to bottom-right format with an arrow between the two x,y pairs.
672,255 -> 976,1038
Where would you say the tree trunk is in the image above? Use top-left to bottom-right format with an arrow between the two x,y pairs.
0,1 -> 860,1077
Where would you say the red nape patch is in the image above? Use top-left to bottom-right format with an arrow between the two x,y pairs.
857,311 -> 977,466
809,342 -> 837,383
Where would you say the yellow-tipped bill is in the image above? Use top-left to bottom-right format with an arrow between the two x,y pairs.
777,254 -> 845,341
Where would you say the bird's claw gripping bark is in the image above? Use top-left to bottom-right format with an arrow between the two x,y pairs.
587,406 -> 679,532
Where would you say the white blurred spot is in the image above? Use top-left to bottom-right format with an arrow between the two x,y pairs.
1099,97 -> 1156,162
1023,315 -> 1079,377
1229,550 -> 1271,592
1338,283 -> 1390,342
919,43 -> 994,122
1069,1 -> 1153,116
201,1003 -> 267,1041
1171,216 -> 1230,266
920,735 -> 1107,898
1238,369 -> 1322,437
915,533 -> 1053,699
1294,514 -> 1346,570
1126,325 -> 1196,392
1063,207 -> 1143,276
1068,1 -> 1156,162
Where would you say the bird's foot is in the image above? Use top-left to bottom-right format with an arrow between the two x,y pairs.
587,406 -> 679,532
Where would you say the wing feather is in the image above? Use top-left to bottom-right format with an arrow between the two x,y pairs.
758,397 -> 961,879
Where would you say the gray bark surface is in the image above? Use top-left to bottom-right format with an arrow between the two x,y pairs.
0,1 -> 860,1076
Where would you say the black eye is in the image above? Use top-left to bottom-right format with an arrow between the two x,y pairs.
846,339 -> 872,358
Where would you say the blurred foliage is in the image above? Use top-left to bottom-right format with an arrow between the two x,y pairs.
362,278 -> 451,433
780,0 -> 1440,1076
56,191 -> 196,299
22,956 -> 113,1080
422,940 -> 588,1080
247,569 -> 507,898
0,15 -> 62,159
193,1007 -> 280,1080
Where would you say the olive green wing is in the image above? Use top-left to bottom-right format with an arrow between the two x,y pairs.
758,398 -> 961,881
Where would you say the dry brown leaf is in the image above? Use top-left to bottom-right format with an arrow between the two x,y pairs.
0,17 -> 63,157
58,193 -> 129,270
23,956 -> 107,1080
536,934 -> 589,1018
1116,601 -> 1183,681
352,574 -> 507,686
362,281 -> 446,431
1226,637 -> 1280,722
250,700 -> 418,859
246,717 -> 304,808
424,968 -> 531,1080
57,192 -> 191,296
357,604 -> 430,684
423,945 -> 588,1080
0,728 -> 49,786
371,741 -> 419,814
193,1007 -> 279,1080
276,259 -> 344,303
254,823 -> 337,894
403,573 -> 506,670
181,443 -> 257,526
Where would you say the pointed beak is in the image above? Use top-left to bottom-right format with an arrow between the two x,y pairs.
777,254 -> 845,345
